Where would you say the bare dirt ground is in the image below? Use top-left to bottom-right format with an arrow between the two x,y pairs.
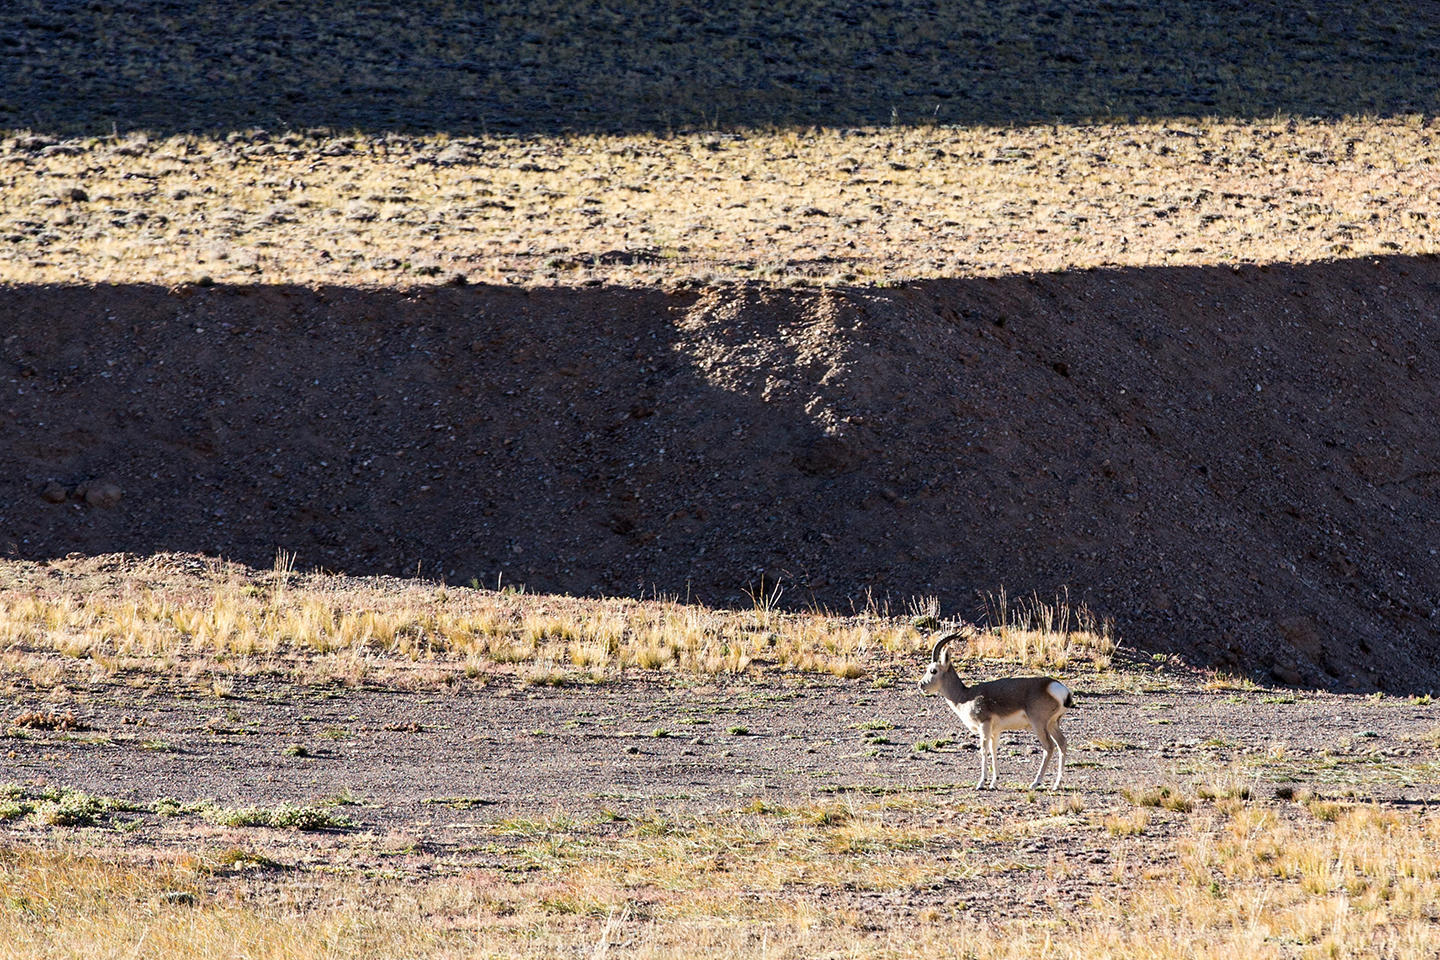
2,660 -> 1438,932
7,670 -> 1437,827
2,553 -> 1435,939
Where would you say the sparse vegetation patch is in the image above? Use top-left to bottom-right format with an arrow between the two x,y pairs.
0,554 -> 1117,688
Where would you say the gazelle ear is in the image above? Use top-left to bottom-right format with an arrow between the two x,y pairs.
937,645 -> 950,666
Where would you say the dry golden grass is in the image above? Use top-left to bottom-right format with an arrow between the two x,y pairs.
5,790 -> 1438,959
957,587 -> 1117,671
3,117 -> 1437,288
0,554 -> 1114,687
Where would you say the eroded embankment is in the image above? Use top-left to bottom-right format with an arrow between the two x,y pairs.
4,255 -> 1438,689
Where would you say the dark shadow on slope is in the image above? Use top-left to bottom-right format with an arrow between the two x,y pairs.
4,256 -> 1439,691
3,1 -> 1439,137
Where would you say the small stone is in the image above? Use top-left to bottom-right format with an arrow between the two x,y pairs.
84,481 -> 122,508
346,202 -> 379,222
65,187 -> 88,202
1276,615 -> 1322,657
40,481 -> 67,503
435,144 -> 472,165
1270,660 -> 1303,686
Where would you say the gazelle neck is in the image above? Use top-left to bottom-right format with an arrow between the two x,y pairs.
940,665 -> 969,701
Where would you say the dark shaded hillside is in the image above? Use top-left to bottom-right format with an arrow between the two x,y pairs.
4,255 -> 1439,690
3,0 -> 1438,136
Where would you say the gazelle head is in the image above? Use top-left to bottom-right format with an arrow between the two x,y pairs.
917,630 -> 964,695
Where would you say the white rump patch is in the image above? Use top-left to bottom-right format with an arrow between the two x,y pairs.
1048,681 -> 1070,709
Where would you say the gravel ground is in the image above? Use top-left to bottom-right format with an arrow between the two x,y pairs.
5,672 -> 1436,831
3,667 -> 1437,921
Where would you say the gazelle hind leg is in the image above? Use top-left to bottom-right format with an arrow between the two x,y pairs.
1029,721 -> 1056,790
1049,722 -> 1068,789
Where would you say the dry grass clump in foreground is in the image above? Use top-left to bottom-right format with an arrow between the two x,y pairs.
2,117 -> 1437,288
0,554 -> 1117,688
3,792 -> 1437,959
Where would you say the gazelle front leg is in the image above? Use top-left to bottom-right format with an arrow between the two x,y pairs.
986,731 -> 1000,789
974,725 -> 989,789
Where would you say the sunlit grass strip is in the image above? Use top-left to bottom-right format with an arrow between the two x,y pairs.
2,117 -> 1438,289
0,556 -> 1116,684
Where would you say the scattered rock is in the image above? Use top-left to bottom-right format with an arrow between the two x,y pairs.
64,186 -> 88,202
1270,659 -> 1304,687
1275,615 -> 1322,659
793,434 -> 862,476
346,202 -> 379,222
84,481 -> 123,509
40,481 -> 68,503
435,144 -> 473,166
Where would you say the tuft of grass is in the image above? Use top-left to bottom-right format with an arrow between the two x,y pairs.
206,847 -> 284,872
11,710 -> 89,732
420,796 -> 495,810
15,788 -> 143,827
201,804 -> 353,831
1121,785 -> 1194,812
1196,779 -> 1253,802
1105,808 -> 1151,836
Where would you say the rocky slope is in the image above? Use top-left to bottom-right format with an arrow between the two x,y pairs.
5,254 -> 1439,689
